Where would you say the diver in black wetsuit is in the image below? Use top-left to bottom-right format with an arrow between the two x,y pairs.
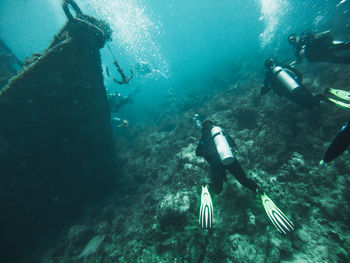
196,120 -> 294,234
288,31 -> 350,64
196,120 -> 259,195
261,58 -> 321,110
320,121 -> 350,165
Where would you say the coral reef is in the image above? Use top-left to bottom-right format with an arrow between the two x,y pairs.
0,15 -> 117,263
41,62 -> 350,262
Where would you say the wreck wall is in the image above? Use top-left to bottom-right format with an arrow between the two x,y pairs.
0,18 -> 118,263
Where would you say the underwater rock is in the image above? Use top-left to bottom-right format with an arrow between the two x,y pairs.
0,12 -> 116,263
158,191 -> 191,229
232,107 -> 258,130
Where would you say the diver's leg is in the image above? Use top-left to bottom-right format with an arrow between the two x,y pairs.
290,86 -> 319,110
209,165 -> 226,194
326,43 -> 350,64
227,159 -> 258,193
327,54 -> 350,64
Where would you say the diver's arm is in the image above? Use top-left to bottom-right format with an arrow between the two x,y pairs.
261,77 -> 271,95
226,134 -> 236,148
196,140 -> 205,157
293,68 -> 302,82
285,64 -> 303,82
295,47 -> 304,64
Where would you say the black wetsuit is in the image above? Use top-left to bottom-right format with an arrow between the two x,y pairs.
322,121 -> 350,163
195,126 -> 258,194
261,63 -> 319,110
294,31 -> 350,64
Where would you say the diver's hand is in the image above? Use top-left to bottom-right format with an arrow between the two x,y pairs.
289,61 -> 297,68
319,160 -> 326,167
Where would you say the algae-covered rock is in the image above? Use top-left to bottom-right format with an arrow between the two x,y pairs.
158,191 -> 191,228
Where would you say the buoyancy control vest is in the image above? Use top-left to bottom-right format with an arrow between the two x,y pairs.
210,126 -> 234,165
272,66 -> 300,93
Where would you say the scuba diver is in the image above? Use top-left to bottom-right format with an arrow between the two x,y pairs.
196,120 -> 294,234
135,61 -> 153,75
320,121 -> 350,165
134,60 -> 169,79
261,58 -> 321,110
107,92 -> 133,112
288,31 -> 350,64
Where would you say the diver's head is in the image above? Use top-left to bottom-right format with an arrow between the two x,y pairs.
202,120 -> 214,131
288,34 -> 299,45
264,58 -> 275,69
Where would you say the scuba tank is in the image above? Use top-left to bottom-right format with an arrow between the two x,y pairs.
210,126 -> 234,165
272,66 -> 300,92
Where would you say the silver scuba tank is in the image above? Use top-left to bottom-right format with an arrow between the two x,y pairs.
272,66 -> 300,92
210,126 -> 234,165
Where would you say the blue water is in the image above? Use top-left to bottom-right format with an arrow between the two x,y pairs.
1,0 -> 349,122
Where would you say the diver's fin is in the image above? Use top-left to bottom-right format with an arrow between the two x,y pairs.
328,88 -> 350,101
260,193 -> 294,234
199,185 -> 213,229
327,98 -> 350,109
321,121 -> 350,163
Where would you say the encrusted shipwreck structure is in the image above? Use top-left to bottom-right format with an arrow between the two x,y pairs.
0,6 -> 117,263
0,39 -> 23,89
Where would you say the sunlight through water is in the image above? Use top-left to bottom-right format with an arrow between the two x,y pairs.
259,0 -> 288,48
77,0 -> 170,78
